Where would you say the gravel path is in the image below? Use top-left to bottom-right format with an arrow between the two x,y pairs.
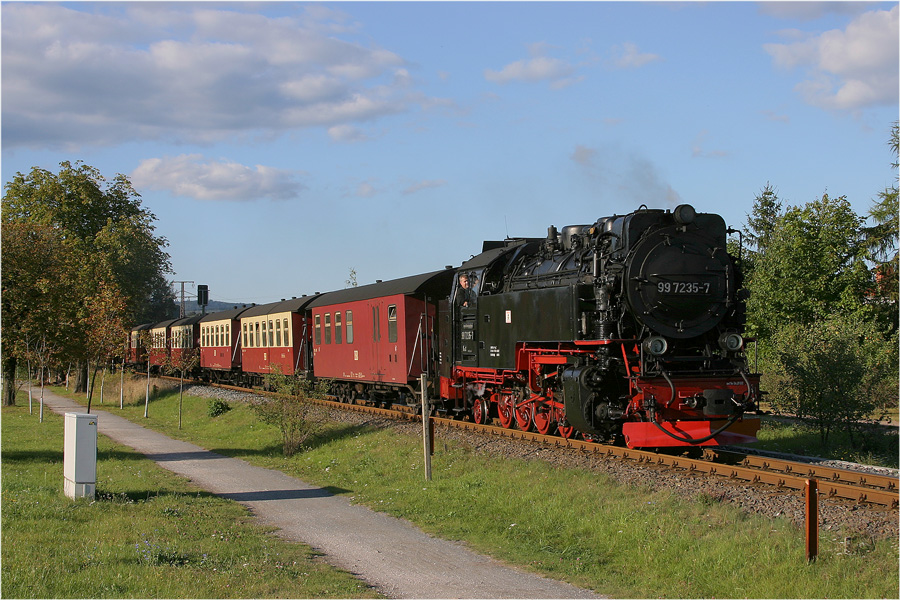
43,389 -> 603,599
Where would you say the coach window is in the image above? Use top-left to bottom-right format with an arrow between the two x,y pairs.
225,324 -> 230,344
388,304 -> 398,343
283,318 -> 290,346
314,314 -> 322,346
372,306 -> 381,342
267,320 -> 274,347
324,313 -> 332,344
275,319 -> 282,347
346,311 -> 354,344
335,312 -> 342,344
254,322 -> 260,347
242,323 -> 248,347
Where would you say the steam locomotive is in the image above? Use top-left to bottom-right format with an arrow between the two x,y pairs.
131,204 -> 760,448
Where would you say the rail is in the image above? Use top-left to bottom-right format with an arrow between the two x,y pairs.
181,378 -> 900,509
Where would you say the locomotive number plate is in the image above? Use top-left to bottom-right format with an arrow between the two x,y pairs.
656,281 -> 711,294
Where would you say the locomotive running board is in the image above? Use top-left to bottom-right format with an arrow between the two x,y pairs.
622,417 -> 761,448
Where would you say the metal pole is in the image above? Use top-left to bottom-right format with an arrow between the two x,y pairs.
420,374 -> 432,481
120,357 -> 125,409
145,360 -> 151,418
806,479 -> 818,563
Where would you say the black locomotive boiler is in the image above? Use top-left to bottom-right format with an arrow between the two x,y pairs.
440,204 -> 760,447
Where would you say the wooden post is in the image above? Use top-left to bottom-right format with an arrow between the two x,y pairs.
806,479 -> 818,563
420,374 -> 432,481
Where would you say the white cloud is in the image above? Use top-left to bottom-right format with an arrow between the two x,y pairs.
349,181 -> 379,198
485,42 -> 578,86
402,180 -> 447,195
758,2 -> 873,21
608,42 -> 662,69
1,3 -> 422,149
131,155 -> 305,202
764,6 -> 899,111
328,124 -> 370,142
485,56 -> 575,84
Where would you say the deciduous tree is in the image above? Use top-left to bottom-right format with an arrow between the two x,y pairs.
745,193 -> 871,340
2,161 -> 175,403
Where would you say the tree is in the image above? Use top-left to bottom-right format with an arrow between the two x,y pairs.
764,316 -> 896,445
1,222 -> 81,405
2,161 -> 175,403
83,278 -> 129,414
745,193 -> 871,340
864,121 -> 898,326
744,183 -> 783,255
164,347 -> 200,430
345,268 -> 358,288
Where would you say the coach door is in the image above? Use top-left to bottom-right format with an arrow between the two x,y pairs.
369,301 -> 385,382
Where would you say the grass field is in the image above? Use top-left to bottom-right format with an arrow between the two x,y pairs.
754,416 -> 898,468
1,401 -> 380,599
14,380 -> 897,599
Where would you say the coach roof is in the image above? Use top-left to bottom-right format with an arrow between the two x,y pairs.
199,305 -> 254,323
307,270 -> 454,308
240,294 -> 322,318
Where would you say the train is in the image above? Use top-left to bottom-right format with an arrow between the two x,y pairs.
129,204 -> 761,448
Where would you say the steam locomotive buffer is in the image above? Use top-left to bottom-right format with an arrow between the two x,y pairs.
439,204 -> 760,448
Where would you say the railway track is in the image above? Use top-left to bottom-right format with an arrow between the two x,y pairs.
319,396 -> 899,509
184,378 -> 900,509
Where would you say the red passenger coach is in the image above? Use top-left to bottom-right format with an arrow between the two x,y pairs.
169,314 -> 203,366
307,270 -> 455,405
128,323 -> 154,365
239,296 -> 319,385
199,306 -> 252,382
148,318 -> 179,370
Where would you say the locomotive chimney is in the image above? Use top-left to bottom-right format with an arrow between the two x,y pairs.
545,225 -> 560,253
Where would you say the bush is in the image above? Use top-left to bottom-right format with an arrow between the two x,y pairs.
249,367 -> 329,457
206,398 -> 231,418
761,315 -> 898,445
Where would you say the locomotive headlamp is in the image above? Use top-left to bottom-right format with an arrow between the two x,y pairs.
718,332 -> 744,352
643,336 -> 668,356
673,204 -> 696,225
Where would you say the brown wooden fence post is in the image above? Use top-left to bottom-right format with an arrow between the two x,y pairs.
806,478 -> 818,563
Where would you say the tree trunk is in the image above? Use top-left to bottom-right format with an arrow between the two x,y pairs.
74,361 -> 88,394
2,355 -> 17,406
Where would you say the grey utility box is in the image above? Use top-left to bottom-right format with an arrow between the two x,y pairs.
64,413 -> 98,499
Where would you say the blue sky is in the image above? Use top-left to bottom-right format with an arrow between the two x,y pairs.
3,1 -> 898,306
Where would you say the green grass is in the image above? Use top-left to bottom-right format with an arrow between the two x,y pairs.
752,416 -> 899,469
36,382 -> 900,598
1,400 -> 381,599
